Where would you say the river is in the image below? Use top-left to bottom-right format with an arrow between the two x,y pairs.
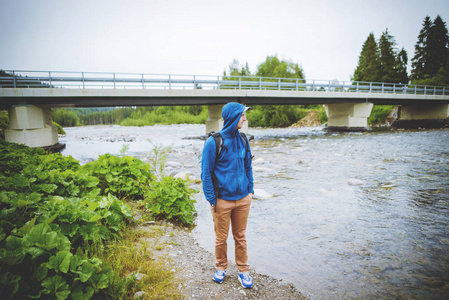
60,125 -> 449,299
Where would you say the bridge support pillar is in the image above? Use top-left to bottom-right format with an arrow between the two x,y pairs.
205,104 -> 249,134
206,104 -> 224,133
5,105 -> 59,148
324,103 -> 373,132
392,104 -> 449,129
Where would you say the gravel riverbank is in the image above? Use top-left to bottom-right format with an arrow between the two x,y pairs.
139,222 -> 308,300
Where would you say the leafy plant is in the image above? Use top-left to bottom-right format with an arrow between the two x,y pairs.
81,154 -> 155,200
145,176 -> 197,225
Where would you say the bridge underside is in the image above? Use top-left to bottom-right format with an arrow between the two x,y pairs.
2,88 -> 449,109
2,88 -> 449,147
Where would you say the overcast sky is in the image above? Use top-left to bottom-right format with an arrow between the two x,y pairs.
1,0 -> 448,82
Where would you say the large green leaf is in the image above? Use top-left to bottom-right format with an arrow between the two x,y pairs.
24,223 -> 71,252
36,184 -> 58,194
41,275 -> 71,300
33,263 -> 49,281
47,251 -> 72,273
0,271 -> 21,300
71,284 -> 94,300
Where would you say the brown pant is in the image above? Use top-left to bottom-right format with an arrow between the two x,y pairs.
211,194 -> 252,272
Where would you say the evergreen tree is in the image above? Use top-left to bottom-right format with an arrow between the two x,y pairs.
353,33 -> 380,82
411,15 -> 449,85
378,29 -> 399,83
396,48 -> 409,84
427,15 -> 449,77
354,30 -> 408,84
411,16 -> 433,80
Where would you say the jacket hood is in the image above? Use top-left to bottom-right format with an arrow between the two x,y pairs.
220,102 -> 245,138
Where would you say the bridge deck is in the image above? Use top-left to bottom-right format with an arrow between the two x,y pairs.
2,88 -> 449,108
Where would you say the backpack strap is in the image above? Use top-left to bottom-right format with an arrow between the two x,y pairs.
207,132 -> 222,202
240,132 -> 254,160
211,132 -> 223,158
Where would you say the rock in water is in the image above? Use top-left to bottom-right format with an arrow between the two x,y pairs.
253,188 -> 273,199
174,171 -> 193,180
348,178 -> 364,186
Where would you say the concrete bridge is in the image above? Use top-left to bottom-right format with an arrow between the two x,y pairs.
1,70 -> 449,148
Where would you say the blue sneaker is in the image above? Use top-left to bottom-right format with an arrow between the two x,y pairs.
212,270 -> 226,283
238,272 -> 253,289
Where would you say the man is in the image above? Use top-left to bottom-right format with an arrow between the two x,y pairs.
201,102 -> 254,289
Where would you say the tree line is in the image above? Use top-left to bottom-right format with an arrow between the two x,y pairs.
353,15 -> 449,86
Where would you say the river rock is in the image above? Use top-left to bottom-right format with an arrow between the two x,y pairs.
253,188 -> 273,199
348,178 -> 364,186
253,166 -> 272,172
174,171 -> 194,181
253,158 -> 265,164
166,161 -> 183,167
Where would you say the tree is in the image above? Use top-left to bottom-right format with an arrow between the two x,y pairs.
256,55 -> 305,79
411,16 -> 433,80
223,59 -> 250,77
427,15 -> 449,77
395,48 -> 409,84
353,30 -> 408,84
378,29 -> 408,83
411,15 -> 449,85
353,33 -> 380,82
254,56 -> 306,127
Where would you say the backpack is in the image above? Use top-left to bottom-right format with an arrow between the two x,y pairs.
203,131 -> 252,201
208,131 -> 249,158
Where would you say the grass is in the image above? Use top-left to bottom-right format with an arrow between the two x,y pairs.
97,224 -> 183,299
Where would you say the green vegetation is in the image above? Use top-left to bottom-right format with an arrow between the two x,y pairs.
51,106 -> 207,127
224,55 -> 309,127
0,139 -> 197,299
0,110 -> 8,139
353,15 -> 449,87
353,30 -> 408,83
120,106 -> 207,127
368,105 -> 395,125
53,122 -> 66,135
52,109 -> 79,127
411,15 -> 449,86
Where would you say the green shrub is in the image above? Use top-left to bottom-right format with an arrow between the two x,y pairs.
0,140 -> 132,300
81,154 -> 155,200
145,176 -> 197,225
0,139 -> 198,299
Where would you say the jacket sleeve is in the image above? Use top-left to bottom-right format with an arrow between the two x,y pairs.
201,137 -> 217,206
244,138 -> 255,194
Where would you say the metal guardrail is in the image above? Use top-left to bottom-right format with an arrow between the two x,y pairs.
0,70 -> 448,96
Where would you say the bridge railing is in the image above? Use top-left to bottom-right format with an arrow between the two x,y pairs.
0,70 -> 448,96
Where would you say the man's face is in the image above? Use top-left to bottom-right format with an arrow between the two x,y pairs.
236,112 -> 247,130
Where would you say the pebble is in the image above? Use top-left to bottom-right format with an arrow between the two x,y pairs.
253,157 -> 265,164
174,171 -> 194,180
239,290 -> 247,295
166,161 -> 183,167
348,178 -> 364,185
253,188 -> 273,199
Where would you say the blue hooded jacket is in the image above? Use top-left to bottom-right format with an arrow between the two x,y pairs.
201,102 -> 254,206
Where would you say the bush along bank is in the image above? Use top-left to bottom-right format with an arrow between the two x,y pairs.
0,139 -> 197,299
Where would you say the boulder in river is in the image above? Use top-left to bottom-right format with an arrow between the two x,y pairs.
253,188 -> 273,200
